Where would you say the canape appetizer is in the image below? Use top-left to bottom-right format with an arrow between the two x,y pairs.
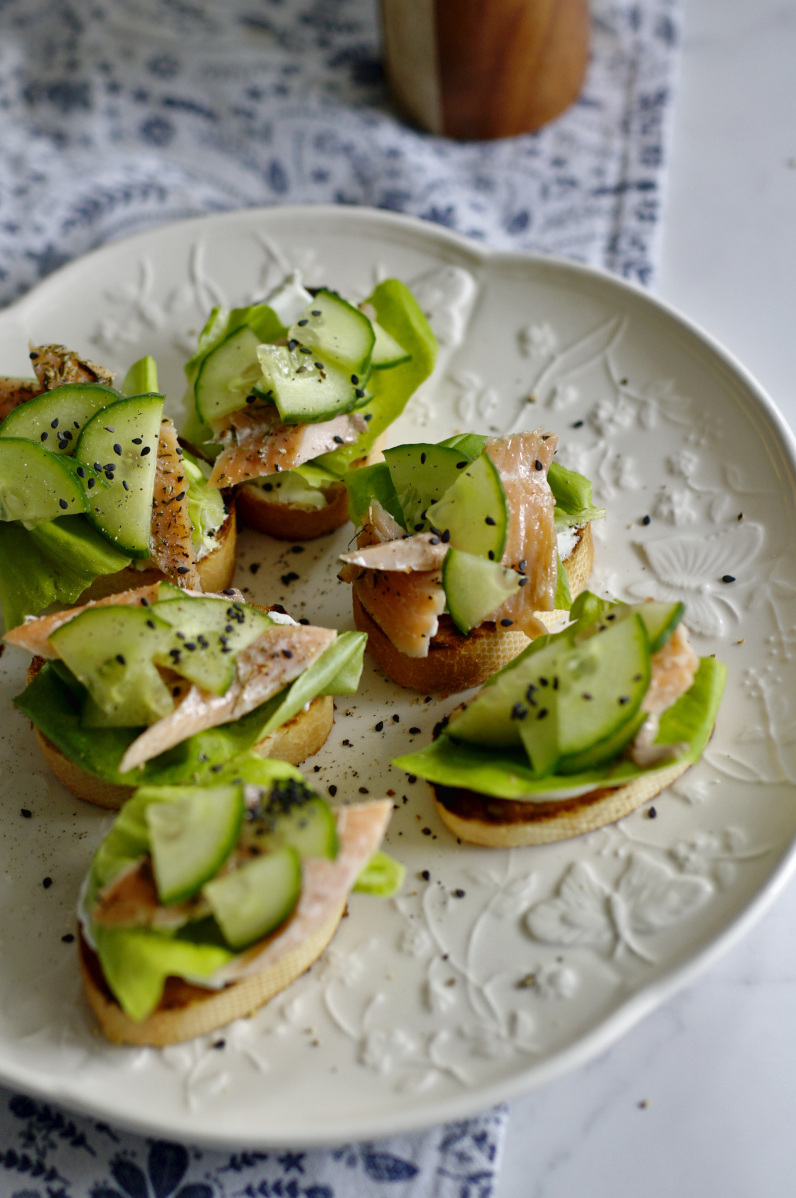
7,583 -> 366,807
180,274 -> 437,539
339,429 -> 603,692
393,592 -> 726,845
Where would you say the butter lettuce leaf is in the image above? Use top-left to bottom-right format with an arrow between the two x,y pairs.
0,517 -> 131,629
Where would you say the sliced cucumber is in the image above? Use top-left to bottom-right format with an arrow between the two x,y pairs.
629,600 -> 684,653
557,708 -> 647,775
145,784 -> 244,905
425,451 -> 508,561
289,289 -> 375,376
448,613 -> 652,777
256,343 -> 364,424
0,382 -> 120,453
384,442 -> 472,534
0,438 -> 93,523
151,593 -> 273,695
448,636 -> 570,749
246,791 -> 338,861
49,604 -> 175,727
552,613 -> 651,760
443,547 -> 522,634
75,394 -> 164,556
194,326 -> 264,424
370,319 -> 410,369
575,597 -> 685,654
122,355 -> 159,396
204,845 -> 301,950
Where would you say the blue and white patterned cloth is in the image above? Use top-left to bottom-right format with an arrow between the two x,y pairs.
0,0 -> 680,1193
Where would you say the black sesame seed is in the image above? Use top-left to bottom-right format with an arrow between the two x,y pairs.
58,498 -> 68,509
420,869 -> 430,881
511,703 -> 527,720
50,418 -> 59,429
375,720 -> 384,731
572,419 -> 584,428
177,566 -> 190,575
351,374 -> 359,385
721,574 -> 736,584
328,784 -> 337,797
132,437 -> 143,444
500,618 -> 514,627
456,459 -> 467,469
141,446 -> 151,456
42,877 -> 53,889
642,515 -> 651,526
116,654 -> 126,665
618,695 -> 630,704
535,459 -> 543,471
61,932 -> 75,943
122,480 -> 129,491
20,808 -> 32,819
113,442 -> 123,455
420,452 -> 426,464
40,431 -> 48,441
441,529 -> 451,543
648,806 -> 657,819
76,465 -> 85,478
518,576 -> 529,586
297,319 -> 309,327
536,708 -> 548,719
485,515 -> 496,526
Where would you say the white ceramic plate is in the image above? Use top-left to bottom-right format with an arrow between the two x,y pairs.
1,206 -> 796,1149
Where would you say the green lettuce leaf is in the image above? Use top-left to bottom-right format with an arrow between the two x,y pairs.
0,517 -> 132,629
548,462 -> 606,528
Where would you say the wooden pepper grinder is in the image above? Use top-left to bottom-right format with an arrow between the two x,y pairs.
380,0 -> 590,140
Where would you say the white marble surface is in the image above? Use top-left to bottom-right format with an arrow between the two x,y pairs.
497,0 -> 796,1193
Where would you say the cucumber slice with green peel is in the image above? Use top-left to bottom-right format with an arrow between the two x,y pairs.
204,845 -> 302,950
449,613 -> 652,777
75,393 -> 164,556
122,355 -> 159,396
425,451 -> 508,561
384,442 -> 472,534
49,604 -> 175,727
289,289 -> 375,376
0,383 -> 121,453
517,694 -> 560,778
0,439 -> 95,523
370,319 -> 410,369
150,594 -> 273,695
627,600 -> 685,653
145,784 -> 245,905
525,613 -> 651,771
443,548 -> 522,634
448,636 -> 570,749
245,792 -> 338,861
256,343 -> 365,424
557,708 -> 648,775
194,326 -> 264,424
574,597 -> 685,654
